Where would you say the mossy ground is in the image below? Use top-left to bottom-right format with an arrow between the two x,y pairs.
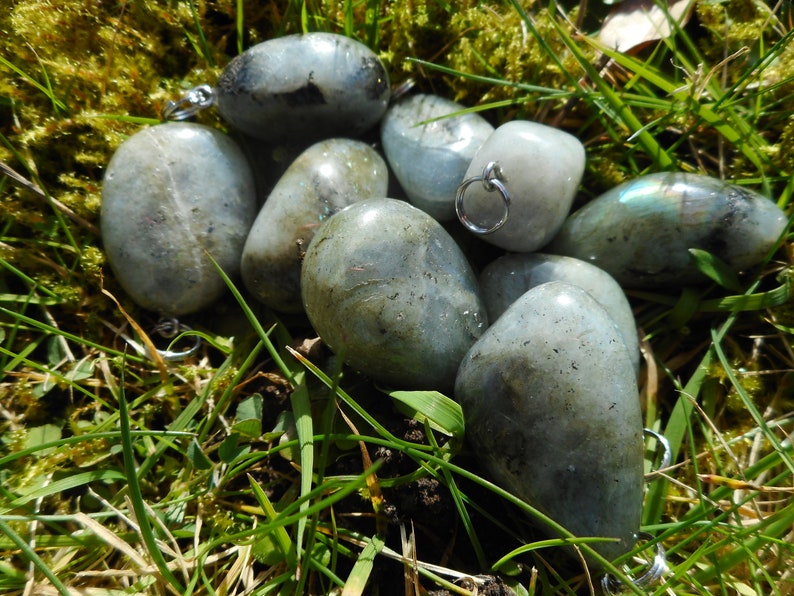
1,1 -> 793,595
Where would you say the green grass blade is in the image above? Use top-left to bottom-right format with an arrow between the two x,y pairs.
0,518 -> 71,596
385,389 -> 465,439
341,533 -> 384,596
1,470 -> 125,513
247,475 -> 298,568
688,249 -> 743,292
118,359 -> 186,593
0,55 -> 67,113
711,328 -> 794,474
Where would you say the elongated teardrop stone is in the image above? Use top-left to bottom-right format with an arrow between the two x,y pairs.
479,253 -> 640,375
241,138 -> 389,313
380,94 -> 494,221
455,282 -> 643,565
101,122 -> 256,316
547,172 -> 789,287
302,198 -> 488,390
216,33 -> 390,145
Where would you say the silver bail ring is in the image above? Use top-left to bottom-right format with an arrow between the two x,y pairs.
643,428 -> 672,480
455,161 -> 511,235
162,84 -> 215,121
150,318 -> 201,362
601,532 -> 667,594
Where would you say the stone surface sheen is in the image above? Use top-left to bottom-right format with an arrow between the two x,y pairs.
380,93 -> 494,222
241,138 -> 388,313
479,253 -> 640,375
547,172 -> 789,287
455,282 -> 643,566
216,33 -> 390,145
301,198 -> 488,390
101,122 -> 256,316
459,120 -> 585,251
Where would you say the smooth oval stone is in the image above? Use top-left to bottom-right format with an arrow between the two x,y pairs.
241,138 -> 389,313
380,94 -> 494,221
547,172 -> 789,287
301,198 -> 488,390
458,120 -> 585,252
216,33 -> 390,145
479,253 -> 640,375
455,281 -> 643,565
101,122 -> 256,316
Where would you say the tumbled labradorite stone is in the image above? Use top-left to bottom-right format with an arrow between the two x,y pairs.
216,33 -> 390,145
241,138 -> 389,313
455,281 -> 643,566
301,198 -> 488,391
459,120 -> 585,252
547,172 -> 789,287
101,122 -> 256,316
479,253 -> 640,375
380,93 -> 494,222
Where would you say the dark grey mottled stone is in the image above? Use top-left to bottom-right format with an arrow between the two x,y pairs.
216,33 -> 390,145
547,172 -> 789,287
455,281 -> 643,566
301,198 -> 488,390
241,138 -> 388,313
380,94 -> 494,222
101,122 -> 256,315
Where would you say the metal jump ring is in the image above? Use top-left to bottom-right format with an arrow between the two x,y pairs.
149,318 -> 201,362
162,84 -> 215,121
601,532 -> 667,594
643,428 -> 672,480
455,161 -> 511,235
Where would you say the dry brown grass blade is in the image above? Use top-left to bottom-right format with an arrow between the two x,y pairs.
100,283 -> 169,384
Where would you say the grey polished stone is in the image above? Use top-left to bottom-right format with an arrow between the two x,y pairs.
479,253 -> 640,375
547,172 -> 789,287
380,94 -> 494,221
455,281 -> 643,566
301,198 -> 487,390
241,138 -> 388,313
101,122 -> 256,316
457,120 -> 585,251
216,33 -> 390,145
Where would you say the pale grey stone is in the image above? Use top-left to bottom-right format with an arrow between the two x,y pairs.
301,198 -> 487,390
380,94 -> 494,221
216,33 -> 390,145
455,281 -> 643,566
547,172 -> 789,287
241,138 -> 388,313
458,120 -> 585,251
479,253 -> 640,375
101,122 -> 256,315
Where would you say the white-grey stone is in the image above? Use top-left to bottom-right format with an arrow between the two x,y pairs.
380,94 -> 494,221
216,33 -> 390,145
241,138 -> 388,313
479,253 -> 640,375
458,120 -> 585,251
301,198 -> 487,390
455,281 -> 643,566
547,172 -> 789,287
101,122 -> 257,315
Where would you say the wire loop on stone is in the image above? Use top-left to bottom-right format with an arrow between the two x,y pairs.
601,532 -> 667,594
643,428 -> 672,480
455,161 -> 510,235
150,318 -> 201,361
162,84 -> 215,121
